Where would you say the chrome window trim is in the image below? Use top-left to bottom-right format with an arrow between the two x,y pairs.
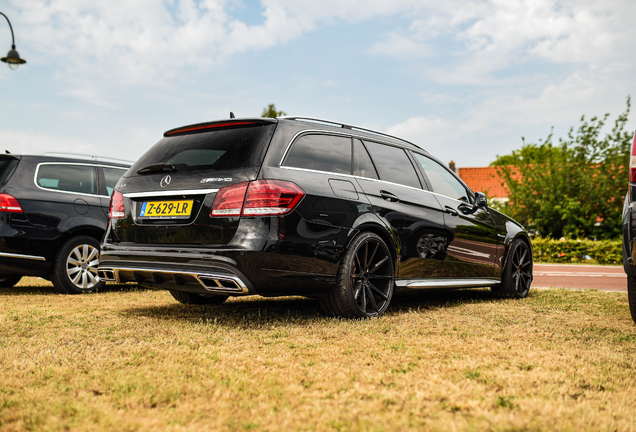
0,251 -> 46,261
123,189 -> 219,198
395,278 -> 500,288
278,166 -> 431,195
33,162 -> 127,198
279,129 -> 417,168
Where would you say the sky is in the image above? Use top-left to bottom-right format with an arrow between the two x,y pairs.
1,0 -> 635,168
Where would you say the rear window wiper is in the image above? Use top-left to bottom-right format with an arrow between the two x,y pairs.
137,163 -> 177,175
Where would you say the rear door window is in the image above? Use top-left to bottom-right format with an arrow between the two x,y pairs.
284,134 -> 352,175
353,140 -> 378,179
363,141 -> 421,189
36,164 -> 96,195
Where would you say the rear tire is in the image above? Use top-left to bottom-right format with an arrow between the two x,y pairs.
169,290 -> 229,305
492,238 -> 532,299
51,235 -> 105,294
628,276 -> 636,324
0,274 -> 22,287
320,232 -> 394,318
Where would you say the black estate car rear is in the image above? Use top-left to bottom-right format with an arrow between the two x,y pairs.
0,154 -> 129,293
99,117 -> 533,318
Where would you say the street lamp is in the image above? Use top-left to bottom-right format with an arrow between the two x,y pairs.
0,12 -> 26,70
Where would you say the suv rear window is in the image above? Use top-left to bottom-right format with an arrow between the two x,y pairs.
36,164 -> 96,195
0,157 -> 19,188
129,124 -> 276,175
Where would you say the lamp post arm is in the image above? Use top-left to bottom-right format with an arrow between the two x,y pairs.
0,12 -> 16,49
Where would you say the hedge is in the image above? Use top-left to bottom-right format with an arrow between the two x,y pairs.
531,237 -> 622,265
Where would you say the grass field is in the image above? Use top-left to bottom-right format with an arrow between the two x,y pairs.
1,278 -> 636,431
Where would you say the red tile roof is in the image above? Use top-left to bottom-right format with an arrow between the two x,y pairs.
457,166 -> 509,199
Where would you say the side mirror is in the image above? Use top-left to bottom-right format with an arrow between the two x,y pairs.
474,192 -> 487,209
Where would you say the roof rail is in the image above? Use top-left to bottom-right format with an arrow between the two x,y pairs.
279,116 -> 425,151
42,152 -> 133,165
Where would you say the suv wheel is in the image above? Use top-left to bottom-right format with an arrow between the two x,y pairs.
169,290 -> 229,305
492,239 -> 532,299
628,276 -> 636,324
51,235 -> 105,294
320,232 -> 394,318
0,274 -> 22,287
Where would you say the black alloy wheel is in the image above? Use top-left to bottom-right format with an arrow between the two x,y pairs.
169,290 -> 229,305
51,235 -> 106,294
320,232 -> 395,318
492,238 -> 532,299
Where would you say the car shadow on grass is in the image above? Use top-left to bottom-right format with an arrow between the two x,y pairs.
119,288 -> 507,326
0,281 -> 142,296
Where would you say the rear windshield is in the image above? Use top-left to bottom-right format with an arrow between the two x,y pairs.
128,124 -> 276,176
0,157 -> 19,187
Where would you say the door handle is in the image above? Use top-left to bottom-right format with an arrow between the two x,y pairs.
380,190 -> 399,202
444,206 -> 458,217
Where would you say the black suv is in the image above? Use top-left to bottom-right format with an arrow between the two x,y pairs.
0,153 -> 129,293
99,117 -> 533,318
622,131 -> 636,323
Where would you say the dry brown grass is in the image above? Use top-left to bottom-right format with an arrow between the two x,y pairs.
1,278 -> 635,432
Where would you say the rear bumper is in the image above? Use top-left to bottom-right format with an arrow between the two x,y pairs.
98,243 -> 341,297
98,260 -> 252,295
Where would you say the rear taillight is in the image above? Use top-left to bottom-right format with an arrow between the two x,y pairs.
109,190 -> 125,219
210,182 -> 249,217
631,131 -> 636,182
0,194 -> 23,213
243,180 -> 305,216
210,180 -> 305,217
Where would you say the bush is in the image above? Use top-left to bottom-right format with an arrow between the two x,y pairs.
531,237 -> 622,265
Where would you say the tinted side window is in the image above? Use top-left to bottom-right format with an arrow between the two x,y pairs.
284,134 -> 351,175
353,140 -> 378,179
413,153 -> 470,202
103,167 -> 127,196
36,164 -> 96,195
364,141 -> 421,188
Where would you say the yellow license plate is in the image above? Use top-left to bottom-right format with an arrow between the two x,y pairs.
139,200 -> 193,219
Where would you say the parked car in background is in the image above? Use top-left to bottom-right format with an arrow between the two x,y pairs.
98,116 -> 533,318
0,153 -> 130,293
622,131 -> 636,323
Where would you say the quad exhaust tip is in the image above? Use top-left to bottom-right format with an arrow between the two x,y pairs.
97,267 -> 249,294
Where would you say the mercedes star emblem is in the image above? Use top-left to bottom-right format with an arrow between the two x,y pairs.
160,175 -> 171,188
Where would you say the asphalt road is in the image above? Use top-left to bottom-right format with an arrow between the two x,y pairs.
533,264 -> 626,292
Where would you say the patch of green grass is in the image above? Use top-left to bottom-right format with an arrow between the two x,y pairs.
1,278 -> 636,431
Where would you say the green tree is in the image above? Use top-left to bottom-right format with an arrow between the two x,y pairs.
261,104 -> 286,118
492,97 -> 632,240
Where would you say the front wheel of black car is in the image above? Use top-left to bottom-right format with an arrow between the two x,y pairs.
51,235 -> 105,294
320,232 -> 395,318
492,239 -> 532,299
169,290 -> 229,305
627,276 -> 636,324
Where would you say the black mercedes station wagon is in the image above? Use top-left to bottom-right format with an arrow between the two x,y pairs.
99,117 -> 533,318
0,154 -> 129,293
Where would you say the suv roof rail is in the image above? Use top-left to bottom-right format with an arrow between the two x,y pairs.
42,152 -> 133,165
279,116 -> 425,151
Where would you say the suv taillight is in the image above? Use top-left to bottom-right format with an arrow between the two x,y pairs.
0,194 -> 23,213
630,131 -> 636,182
210,180 -> 305,217
109,190 -> 125,219
210,182 -> 249,217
